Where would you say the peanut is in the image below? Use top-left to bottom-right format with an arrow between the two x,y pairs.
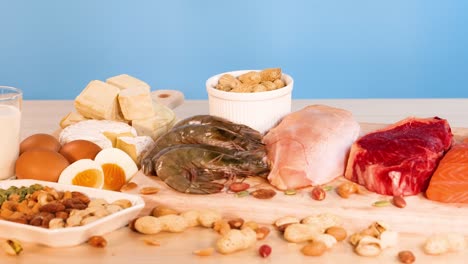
193,247 -> 214,257
325,226 -> 347,241
311,187 -> 326,201
213,219 -> 231,236
398,250 -> 416,264
88,236 -> 107,248
336,182 -> 358,198
216,227 -> 257,254
258,244 -> 272,258
228,218 -> 244,229
255,226 -> 271,240
274,216 -> 300,228
151,206 -> 179,217
301,241 -> 327,256
238,71 -> 261,85
392,195 -> 407,208
260,68 -> 282,82
139,187 -> 160,195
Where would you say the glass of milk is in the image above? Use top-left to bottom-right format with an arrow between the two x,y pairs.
0,86 -> 22,180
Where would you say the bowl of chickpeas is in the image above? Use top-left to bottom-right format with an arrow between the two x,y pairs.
206,68 -> 294,134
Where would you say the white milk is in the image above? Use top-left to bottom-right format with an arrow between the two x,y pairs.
0,105 -> 21,180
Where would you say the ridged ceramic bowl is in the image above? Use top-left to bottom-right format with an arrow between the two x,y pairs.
206,70 -> 293,134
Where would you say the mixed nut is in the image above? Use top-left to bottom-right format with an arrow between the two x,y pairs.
0,184 -> 131,229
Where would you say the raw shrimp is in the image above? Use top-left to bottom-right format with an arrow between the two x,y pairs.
141,123 -> 266,175
173,115 -> 263,142
154,144 -> 269,194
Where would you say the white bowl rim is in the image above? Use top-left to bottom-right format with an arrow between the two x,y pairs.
206,70 -> 294,101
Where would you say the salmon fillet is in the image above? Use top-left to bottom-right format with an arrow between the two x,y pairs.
426,143 -> 468,204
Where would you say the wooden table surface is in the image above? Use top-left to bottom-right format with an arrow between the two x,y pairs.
4,99 -> 467,263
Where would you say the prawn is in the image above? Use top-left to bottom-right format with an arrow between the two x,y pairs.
141,123 -> 266,175
154,144 -> 269,194
173,115 -> 263,142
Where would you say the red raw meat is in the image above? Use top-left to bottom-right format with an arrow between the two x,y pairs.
344,117 -> 453,196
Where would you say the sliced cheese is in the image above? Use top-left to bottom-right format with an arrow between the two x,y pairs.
106,74 -> 151,92
131,103 -> 176,140
116,136 -> 155,165
60,111 -> 89,129
59,120 -> 137,149
74,80 -> 121,120
118,87 -> 154,120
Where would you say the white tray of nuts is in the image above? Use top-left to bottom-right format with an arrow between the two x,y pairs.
0,179 -> 145,247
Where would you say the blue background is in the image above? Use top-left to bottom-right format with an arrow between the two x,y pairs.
1,0 -> 467,100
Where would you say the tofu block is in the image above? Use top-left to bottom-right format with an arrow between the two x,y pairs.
106,74 -> 151,92
60,111 -> 89,129
74,80 -> 121,120
116,136 -> 155,165
118,87 -> 154,120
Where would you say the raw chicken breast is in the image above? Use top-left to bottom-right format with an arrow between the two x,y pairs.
263,105 -> 360,190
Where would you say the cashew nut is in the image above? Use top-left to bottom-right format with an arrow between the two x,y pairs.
105,204 -> 123,214
81,216 -> 100,225
87,198 -> 108,208
49,218 -> 65,229
111,199 -> 132,209
66,214 -> 82,227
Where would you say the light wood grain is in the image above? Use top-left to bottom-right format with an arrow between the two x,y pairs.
3,99 -> 467,264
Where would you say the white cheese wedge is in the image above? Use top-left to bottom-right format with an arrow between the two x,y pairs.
106,74 -> 151,92
131,103 -> 176,140
59,120 -> 137,149
118,87 -> 154,120
116,136 -> 155,165
74,80 -> 121,120
60,111 -> 89,129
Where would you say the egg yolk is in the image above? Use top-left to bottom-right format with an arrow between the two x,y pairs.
72,169 -> 102,188
102,163 -> 126,191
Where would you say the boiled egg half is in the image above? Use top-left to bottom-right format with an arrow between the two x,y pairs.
58,148 -> 138,191
94,148 -> 138,191
58,159 -> 104,188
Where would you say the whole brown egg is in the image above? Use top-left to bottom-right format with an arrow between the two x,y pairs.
15,150 -> 70,182
19,133 -> 61,154
59,140 -> 102,163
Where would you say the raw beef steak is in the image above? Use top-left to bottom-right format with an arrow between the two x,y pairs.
344,117 -> 453,196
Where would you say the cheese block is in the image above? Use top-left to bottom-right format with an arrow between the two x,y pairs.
131,103 -> 176,140
59,120 -> 137,149
116,136 -> 155,165
59,112 -> 89,129
106,74 -> 151,92
74,80 -> 121,120
118,87 -> 154,120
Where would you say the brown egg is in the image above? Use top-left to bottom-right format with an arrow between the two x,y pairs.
59,140 -> 102,163
20,133 -> 61,154
15,150 -> 70,182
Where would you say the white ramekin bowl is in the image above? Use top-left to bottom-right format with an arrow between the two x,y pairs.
206,70 -> 293,134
